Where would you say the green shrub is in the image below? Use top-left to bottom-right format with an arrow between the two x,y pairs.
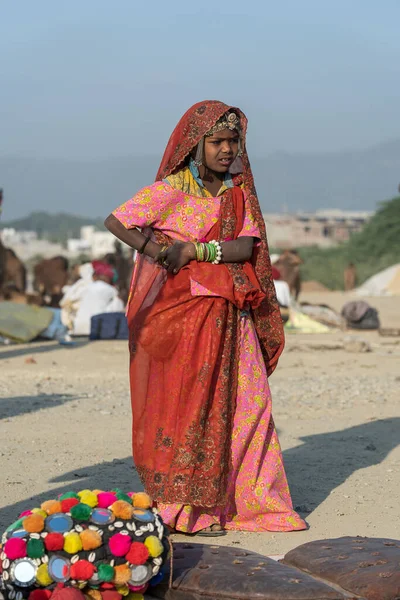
293,196 -> 400,290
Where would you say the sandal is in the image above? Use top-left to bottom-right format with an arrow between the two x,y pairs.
168,524 -> 226,537
195,525 -> 226,537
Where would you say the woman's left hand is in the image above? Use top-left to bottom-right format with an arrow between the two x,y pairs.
156,241 -> 196,274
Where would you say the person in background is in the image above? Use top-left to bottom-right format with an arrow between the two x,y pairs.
72,261 -> 124,336
272,265 -> 291,308
60,263 -> 94,333
344,262 -> 357,291
104,101 -> 306,536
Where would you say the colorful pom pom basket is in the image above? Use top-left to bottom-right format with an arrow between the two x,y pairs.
0,490 -> 170,600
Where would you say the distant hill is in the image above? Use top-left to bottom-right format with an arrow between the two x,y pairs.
0,211 -> 104,243
1,139 -> 400,220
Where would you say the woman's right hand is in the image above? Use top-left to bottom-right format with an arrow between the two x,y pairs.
156,241 -> 196,274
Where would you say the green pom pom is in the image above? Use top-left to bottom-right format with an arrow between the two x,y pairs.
97,563 -> 114,582
70,502 -> 92,521
27,538 -> 45,558
6,517 -> 24,532
115,491 -> 131,504
59,492 -> 80,500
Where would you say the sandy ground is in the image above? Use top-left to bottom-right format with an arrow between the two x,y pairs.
0,291 -> 399,557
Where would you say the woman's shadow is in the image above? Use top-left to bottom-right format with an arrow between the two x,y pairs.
0,418 -> 398,530
283,417 -> 400,516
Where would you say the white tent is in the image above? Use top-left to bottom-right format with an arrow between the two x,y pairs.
356,264 -> 400,296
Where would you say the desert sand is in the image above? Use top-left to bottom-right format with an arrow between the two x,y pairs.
1,291 -> 399,556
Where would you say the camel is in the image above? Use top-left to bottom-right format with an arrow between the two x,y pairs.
0,239 -> 26,295
273,249 -> 303,300
33,256 -> 69,307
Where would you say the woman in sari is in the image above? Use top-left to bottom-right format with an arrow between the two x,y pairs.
105,101 -> 306,535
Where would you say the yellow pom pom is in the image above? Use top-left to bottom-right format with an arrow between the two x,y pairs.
64,532 -> 83,554
78,491 -> 98,508
144,535 -> 163,558
116,584 -> 130,596
31,508 -> 48,518
36,564 -> 53,586
125,595 -> 144,600
85,590 -> 102,600
76,582 -> 87,590
41,500 -> 62,515
110,500 -> 134,520
132,492 -> 152,510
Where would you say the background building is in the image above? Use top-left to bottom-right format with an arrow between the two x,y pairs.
264,209 -> 372,249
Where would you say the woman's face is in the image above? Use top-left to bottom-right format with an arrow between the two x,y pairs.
203,128 -> 240,173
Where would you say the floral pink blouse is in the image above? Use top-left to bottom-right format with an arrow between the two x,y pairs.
112,181 -> 261,243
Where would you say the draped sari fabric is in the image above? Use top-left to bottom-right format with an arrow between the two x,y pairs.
127,186 -> 265,507
115,101 -> 290,513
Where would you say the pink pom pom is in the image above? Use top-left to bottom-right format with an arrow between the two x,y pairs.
128,584 -> 148,593
19,510 -> 32,517
127,492 -> 134,498
4,538 -> 27,559
108,533 -> 131,557
97,492 -> 117,508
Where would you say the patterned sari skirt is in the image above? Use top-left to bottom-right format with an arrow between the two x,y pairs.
155,309 -> 306,532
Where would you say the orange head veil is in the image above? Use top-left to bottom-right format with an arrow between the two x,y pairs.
130,101 -> 284,374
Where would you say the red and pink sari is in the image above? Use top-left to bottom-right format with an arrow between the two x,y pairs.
112,101 -> 306,532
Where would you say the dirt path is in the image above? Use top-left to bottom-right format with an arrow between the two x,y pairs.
1,293 -> 399,555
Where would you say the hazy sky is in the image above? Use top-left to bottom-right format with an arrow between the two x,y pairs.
1,0 -> 400,159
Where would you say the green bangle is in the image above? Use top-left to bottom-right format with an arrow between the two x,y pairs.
208,242 -> 216,263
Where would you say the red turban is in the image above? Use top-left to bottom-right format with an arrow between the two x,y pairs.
92,261 -> 115,281
272,266 -> 281,280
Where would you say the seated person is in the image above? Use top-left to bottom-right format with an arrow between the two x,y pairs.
72,261 -> 125,336
272,266 -> 291,308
